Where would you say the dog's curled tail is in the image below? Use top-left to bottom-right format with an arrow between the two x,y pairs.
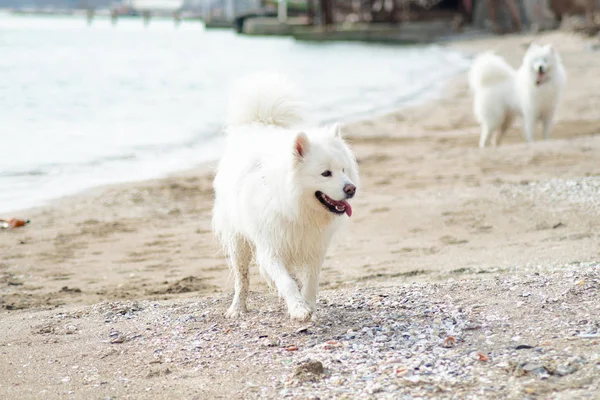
468,52 -> 515,90
226,72 -> 305,128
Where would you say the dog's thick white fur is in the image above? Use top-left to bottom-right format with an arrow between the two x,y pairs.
469,42 -> 566,148
212,73 -> 360,321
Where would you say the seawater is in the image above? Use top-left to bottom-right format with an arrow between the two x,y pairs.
0,13 -> 470,212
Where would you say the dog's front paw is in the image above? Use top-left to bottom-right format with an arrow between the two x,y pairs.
225,304 -> 248,319
288,301 -> 313,322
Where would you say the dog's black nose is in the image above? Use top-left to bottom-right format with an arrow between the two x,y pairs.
344,183 -> 356,198
538,66 -> 544,74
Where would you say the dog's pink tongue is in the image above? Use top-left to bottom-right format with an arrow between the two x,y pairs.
536,73 -> 545,85
343,201 -> 353,217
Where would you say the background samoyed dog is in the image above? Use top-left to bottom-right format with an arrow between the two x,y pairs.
469,43 -> 566,148
212,73 -> 360,321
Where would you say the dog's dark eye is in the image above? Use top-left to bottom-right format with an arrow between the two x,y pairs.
321,170 -> 332,177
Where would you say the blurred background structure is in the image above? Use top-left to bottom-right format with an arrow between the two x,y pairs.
0,0 -> 597,38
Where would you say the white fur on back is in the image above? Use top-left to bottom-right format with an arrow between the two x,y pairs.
469,52 -> 515,90
226,72 -> 305,128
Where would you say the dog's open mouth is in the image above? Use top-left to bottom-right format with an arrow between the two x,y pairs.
315,191 -> 352,217
536,72 -> 548,86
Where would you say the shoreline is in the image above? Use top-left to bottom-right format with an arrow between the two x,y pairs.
2,158 -> 219,219
1,30 -> 600,399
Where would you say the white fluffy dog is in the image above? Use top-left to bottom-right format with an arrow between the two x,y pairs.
469,43 -> 566,148
212,73 -> 360,321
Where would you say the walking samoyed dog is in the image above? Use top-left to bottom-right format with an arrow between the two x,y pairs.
469,43 -> 566,148
212,73 -> 360,321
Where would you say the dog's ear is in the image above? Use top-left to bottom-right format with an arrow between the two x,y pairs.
529,41 -> 540,50
546,44 -> 554,53
294,132 -> 310,160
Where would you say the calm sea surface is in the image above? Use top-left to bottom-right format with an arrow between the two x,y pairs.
0,13 -> 470,212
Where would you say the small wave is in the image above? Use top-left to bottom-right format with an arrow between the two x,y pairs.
0,168 -> 47,177
84,153 -> 137,167
0,153 -> 138,178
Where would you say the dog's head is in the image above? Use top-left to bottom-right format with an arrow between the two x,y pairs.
524,42 -> 559,86
292,125 -> 359,218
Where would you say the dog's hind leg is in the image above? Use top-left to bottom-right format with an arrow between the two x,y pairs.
479,125 -> 493,149
492,115 -> 514,147
256,251 -> 312,321
541,117 -> 553,140
225,238 -> 252,319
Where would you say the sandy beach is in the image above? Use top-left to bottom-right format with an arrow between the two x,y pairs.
1,31 -> 600,399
